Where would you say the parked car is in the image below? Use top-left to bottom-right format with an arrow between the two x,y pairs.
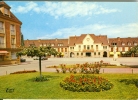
41,57 -> 48,60
20,58 -> 26,62
33,57 -> 48,60
33,57 -> 39,60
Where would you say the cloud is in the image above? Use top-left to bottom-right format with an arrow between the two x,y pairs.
37,23 -> 138,39
11,2 -> 120,18
11,1 -> 37,13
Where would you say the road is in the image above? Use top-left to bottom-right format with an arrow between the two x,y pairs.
0,57 -> 138,76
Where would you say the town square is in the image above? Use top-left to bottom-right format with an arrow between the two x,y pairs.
0,1 -> 138,99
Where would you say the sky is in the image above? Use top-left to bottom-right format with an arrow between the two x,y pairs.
5,1 -> 138,40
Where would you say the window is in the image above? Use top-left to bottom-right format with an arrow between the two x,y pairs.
96,45 -> 98,50
122,47 -> 125,51
10,24 -> 15,34
103,46 -> 107,49
11,38 -> 16,48
11,52 -> 17,59
84,45 -> 86,49
78,45 -> 81,50
4,8 -> 9,15
77,53 -> 79,56
0,21 -> 4,33
61,48 -> 63,52
0,36 -> 4,48
91,45 -> 93,49
58,43 -> 63,46
58,48 -> 60,52
65,48 -> 67,52
128,42 -> 131,46
11,38 -> 15,45
51,43 -> 55,46
111,43 -> 117,45
98,52 -> 100,55
94,52 -> 96,55
134,42 -> 137,46
81,53 -> 83,56
122,42 -> 125,46
79,45 -> 81,51
111,47 -> 113,52
87,45 -> 90,50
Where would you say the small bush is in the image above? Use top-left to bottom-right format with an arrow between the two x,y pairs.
119,79 -> 138,88
60,74 -> 114,92
28,76 -> 50,82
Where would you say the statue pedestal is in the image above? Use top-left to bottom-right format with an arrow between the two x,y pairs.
110,60 -> 120,66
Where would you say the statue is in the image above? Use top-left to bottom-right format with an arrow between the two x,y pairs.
113,45 -> 118,61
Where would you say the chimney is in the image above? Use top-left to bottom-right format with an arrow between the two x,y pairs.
117,37 -> 120,41
38,39 -> 41,42
75,35 -> 76,39
55,38 -> 57,41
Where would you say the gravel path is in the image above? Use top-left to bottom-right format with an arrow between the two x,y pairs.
0,57 -> 138,76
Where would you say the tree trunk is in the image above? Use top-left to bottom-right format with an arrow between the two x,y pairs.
39,56 -> 42,77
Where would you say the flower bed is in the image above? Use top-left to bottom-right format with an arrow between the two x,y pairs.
55,61 -> 102,74
60,74 -> 114,92
10,70 -> 37,74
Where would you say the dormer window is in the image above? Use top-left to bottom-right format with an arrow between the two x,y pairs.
128,42 -> 131,46
122,42 -> 125,46
58,43 -> 63,46
111,43 -> 117,46
4,8 -> 9,15
134,42 -> 137,46
51,43 -> 55,46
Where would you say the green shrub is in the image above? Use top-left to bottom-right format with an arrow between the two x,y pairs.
119,79 -> 138,88
28,76 -> 50,82
60,74 -> 114,92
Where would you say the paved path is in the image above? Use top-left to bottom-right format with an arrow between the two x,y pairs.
0,57 -> 138,76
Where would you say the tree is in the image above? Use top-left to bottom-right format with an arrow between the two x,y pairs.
125,45 -> 138,57
17,45 -> 57,77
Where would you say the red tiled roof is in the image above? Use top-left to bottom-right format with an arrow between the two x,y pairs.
109,37 -> 138,47
24,39 -> 69,47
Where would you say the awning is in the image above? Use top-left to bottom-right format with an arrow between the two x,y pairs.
0,51 -> 9,55
122,52 -> 126,54
110,52 -> 120,55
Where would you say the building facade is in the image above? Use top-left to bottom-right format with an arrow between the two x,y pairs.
0,1 -> 22,65
24,34 -> 138,58
109,37 -> 138,57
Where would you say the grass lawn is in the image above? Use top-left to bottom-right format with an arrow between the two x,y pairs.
0,72 -> 138,99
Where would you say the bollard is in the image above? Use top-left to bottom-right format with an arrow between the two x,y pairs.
132,69 -> 133,74
103,69 -> 104,73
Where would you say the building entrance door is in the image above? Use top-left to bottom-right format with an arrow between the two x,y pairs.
86,52 -> 91,57
70,52 -> 74,57
0,55 -> 4,61
103,51 -> 107,57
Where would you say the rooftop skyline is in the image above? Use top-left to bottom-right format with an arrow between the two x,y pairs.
5,1 -> 138,40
